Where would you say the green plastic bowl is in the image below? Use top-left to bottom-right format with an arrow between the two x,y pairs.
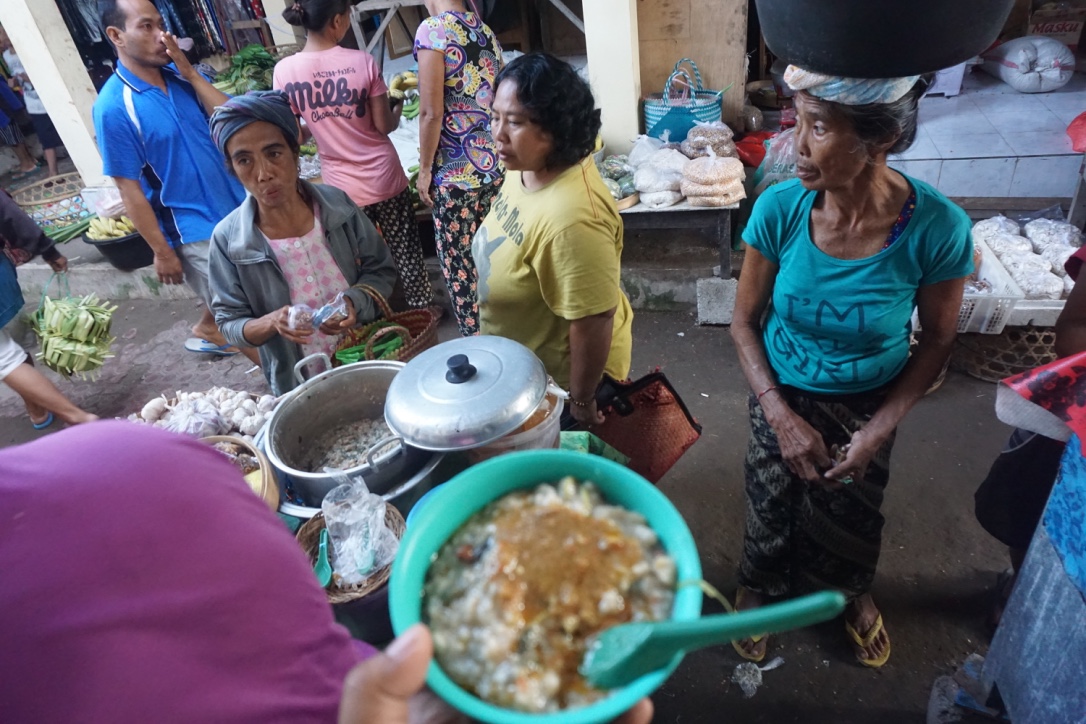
389,449 -> 703,724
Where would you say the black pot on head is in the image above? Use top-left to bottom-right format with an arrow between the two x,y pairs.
755,0 -> 1016,77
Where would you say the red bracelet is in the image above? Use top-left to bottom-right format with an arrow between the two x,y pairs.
756,385 -> 780,401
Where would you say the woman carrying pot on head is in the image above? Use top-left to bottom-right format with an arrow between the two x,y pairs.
274,0 -> 437,312
728,68 -> 974,668
414,0 -> 504,336
473,53 -> 633,429
207,91 -> 398,397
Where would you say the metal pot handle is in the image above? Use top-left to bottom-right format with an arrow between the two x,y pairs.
365,435 -> 404,470
294,353 -> 332,384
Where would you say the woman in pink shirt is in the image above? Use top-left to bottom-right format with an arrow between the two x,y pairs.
275,0 -> 435,310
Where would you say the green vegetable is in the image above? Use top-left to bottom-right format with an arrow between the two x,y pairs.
34,293 -> 117,379
402,97 -> 420,120
214,44 -> 279,95
44,217 -> 93,244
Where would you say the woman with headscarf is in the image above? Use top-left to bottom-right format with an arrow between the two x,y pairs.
728,68 -> 974,668
414,0 -> 504,336
207,90 -> 398,396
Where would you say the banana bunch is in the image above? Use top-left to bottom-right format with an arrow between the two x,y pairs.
388,70 -> 418,100
87,215 -> 137,241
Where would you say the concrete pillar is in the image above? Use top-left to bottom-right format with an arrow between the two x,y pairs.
583,0 -> 641,155
0,0 -> 106,186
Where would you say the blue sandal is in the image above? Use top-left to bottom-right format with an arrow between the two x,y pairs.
31,411 -> 55,430
184,338 -> 239,356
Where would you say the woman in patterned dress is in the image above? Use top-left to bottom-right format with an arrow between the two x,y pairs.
207,91 -> 398,396
415,0 -> 504,336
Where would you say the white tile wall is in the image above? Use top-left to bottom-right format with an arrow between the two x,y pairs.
938,158 -> 1015,196
1009,155 -> 1083,197
888,159 -> 942,187
929,132 -> 1015,159
1001,130 -> 1075,157
879,69 -> 1086,198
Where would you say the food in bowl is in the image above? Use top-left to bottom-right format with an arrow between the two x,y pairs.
424,477 -> 675,713
211,440 -> 263,495
306,418 -> 394,472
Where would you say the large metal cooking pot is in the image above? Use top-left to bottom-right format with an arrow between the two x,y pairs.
264,356 -> 442,507
755,0 -> 1015,77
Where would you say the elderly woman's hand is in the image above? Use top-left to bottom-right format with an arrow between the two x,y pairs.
266,306 -> 314,346
569,398 -> 604,428
768,410 -> 834,483
319,296 -> 356,336
823,427 -> 886,488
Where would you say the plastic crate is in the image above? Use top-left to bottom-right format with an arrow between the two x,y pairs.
958,239 -> 1024,335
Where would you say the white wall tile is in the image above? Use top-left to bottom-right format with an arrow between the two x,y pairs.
892,132 -> 939,160
888,159 -> 941,187
1001,130 -> 1075,157
929,132 -> 1015,158
921,110 -> 998,137
1009,155 -> 1084,197
1040,90 -> 1086,111
938,158 -> 1014,196
969,93 -> 1048,112
986,108 -> 1066,135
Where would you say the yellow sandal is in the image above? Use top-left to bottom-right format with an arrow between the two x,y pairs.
730,588 -> 768,663
845,613 -> 891,668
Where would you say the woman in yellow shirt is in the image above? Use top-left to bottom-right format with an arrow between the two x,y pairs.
473,53 -> 633,428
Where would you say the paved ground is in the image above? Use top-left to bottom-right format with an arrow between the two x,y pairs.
0,301 -> 1011,722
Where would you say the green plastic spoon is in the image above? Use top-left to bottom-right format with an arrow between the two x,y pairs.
582,590 -> 846,690
315,529 -> 332,587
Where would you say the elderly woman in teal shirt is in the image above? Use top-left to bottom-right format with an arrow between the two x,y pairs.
729,67 -> 973,668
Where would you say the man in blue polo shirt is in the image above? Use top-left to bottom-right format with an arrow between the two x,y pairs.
93,0 -> 255,361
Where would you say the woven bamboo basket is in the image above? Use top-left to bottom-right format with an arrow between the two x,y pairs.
201,435 -> 279,511
951,326 -> 1058,383
333,285 -> 438,366
12,173 -> 90,228
296,505 -> 406,604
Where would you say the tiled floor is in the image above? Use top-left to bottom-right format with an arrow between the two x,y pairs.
889,69 -> 1086,198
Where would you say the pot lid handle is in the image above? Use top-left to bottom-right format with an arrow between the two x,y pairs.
445,354 -> 477,384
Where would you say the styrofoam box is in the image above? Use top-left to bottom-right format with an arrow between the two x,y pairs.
959,239 -> 1025,334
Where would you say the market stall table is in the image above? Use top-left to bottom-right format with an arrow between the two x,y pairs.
619,199 -> 740,278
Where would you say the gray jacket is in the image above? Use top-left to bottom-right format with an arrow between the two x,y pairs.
209,181 -> 397,395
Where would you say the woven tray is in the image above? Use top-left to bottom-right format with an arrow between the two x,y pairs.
296,505 -> 405,604
13,173 -> 90,228
951,326 -> 1058,383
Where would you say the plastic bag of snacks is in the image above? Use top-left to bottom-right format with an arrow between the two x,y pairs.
971,215 -> 1020,243
639,190 -> 683,209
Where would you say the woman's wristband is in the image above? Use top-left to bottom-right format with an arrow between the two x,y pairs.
570,396 -> 594,409
756,384 -> 780,401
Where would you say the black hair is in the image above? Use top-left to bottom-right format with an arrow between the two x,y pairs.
282,0 -> 351,32
98,0 -> 129,33
493,53 -> 601,170
811,75 -> 933,156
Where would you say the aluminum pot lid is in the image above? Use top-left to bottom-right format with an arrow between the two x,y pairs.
384,336 -> 549,451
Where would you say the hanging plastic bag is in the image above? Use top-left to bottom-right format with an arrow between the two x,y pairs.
1068,111 -> 1086,152
752,129 -> 796,197
628,134 -> 665,169
321,473 -> 400,586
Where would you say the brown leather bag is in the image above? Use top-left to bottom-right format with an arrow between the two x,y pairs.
589,371 -> 702,484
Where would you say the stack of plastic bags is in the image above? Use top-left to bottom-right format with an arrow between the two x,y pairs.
972,215 -> 1081,300
680,151 -> 746,207
633,147 -> 689,209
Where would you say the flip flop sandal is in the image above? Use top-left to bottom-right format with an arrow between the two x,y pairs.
31,411 -> 55,430
11,163 -> 42,180
845,613 -> 891,668
730,588 -> 768,663
184,338 -> 239,356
